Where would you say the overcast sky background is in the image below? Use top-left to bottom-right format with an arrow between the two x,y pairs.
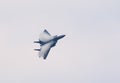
0,0 -> 120,83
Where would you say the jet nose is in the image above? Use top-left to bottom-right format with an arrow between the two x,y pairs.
63,35 -> 66,37
56,35 -> 66,40
60,35 -> 66,38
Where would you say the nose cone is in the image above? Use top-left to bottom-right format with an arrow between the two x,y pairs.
60,35 -> 66,38
56,35 -> 66,40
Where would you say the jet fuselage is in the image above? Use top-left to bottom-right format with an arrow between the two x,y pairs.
34,29 -> 65,59
34,35 -> 65,47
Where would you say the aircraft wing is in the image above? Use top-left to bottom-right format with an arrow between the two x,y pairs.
44,29 -> 51,36
39,43 -> 51,59
39,29 -> 52,42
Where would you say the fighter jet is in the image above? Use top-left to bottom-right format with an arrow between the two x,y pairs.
34,29 -> 65,59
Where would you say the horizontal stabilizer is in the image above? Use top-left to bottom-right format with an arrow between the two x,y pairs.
34,49 -> 41,51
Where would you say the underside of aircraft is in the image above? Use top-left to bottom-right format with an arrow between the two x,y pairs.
34,29 -> 65,59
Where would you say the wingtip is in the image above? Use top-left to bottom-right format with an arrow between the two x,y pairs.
44,29 -> 47,32
43,57 -> 47,60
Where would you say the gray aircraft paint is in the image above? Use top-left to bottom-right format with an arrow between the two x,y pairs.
34,29 -> 65,59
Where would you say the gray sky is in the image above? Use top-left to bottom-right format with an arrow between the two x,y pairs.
0,0 -> 120,83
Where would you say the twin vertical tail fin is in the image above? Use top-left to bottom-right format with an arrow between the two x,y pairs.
34,41 -> 46,45
34,49 -> 41,51
34,41 -> 40,43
